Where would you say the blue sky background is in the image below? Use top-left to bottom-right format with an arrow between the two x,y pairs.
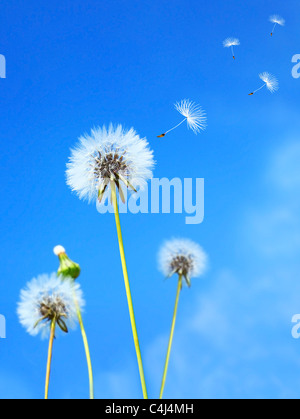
1,0 -> 300,399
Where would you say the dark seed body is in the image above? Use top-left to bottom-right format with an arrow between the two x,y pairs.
170,255 -> 193,277
94,151 -> 128,181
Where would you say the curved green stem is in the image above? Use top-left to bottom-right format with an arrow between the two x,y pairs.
45,319 -> 56,400
74,296 -> 94,399
111,181 -> 148,399
159,275 -> 182,399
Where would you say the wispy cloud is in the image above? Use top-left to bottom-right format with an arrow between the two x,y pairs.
246,140 -> 300,258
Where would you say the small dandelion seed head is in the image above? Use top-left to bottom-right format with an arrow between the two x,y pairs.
175,100 -> 207,134
53,245 -> 66,256
66,124 -> 155,204
223,38 -> 240,48
158,238 -> 208,285
17,273 -> 84,339
259,72 -> 279,93
269,15 -> 285,26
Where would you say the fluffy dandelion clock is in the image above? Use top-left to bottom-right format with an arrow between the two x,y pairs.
223,37 -> 240,59
249,72 -> 279,96
158,238 -> 208,399
17,273 -> 84,338
270,15 -> 285,36
67,125 -> 153,398
66,124 -> 154,204
18,273 -> 84,399
157,99 -> 207,138
159,238 -> 208,287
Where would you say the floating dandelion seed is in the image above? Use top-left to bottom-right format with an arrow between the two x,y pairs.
158,238 -> 208,399
157,99 -> 207,138
17,273 -> 84,399
270,15 -> 285,36
66,124 -> 154,205
249,72 -> 279,96
223,37 -> 240,59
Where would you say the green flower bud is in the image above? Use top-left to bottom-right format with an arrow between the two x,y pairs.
53,245 -> 81,280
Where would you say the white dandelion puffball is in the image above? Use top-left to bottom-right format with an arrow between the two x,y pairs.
159,238 -> 208,285
223,37 -> 240,48
269,15 -> 285,26
259,72 -> 279,93
175,100 -> 207,134
17,273 -> 84,338
66,124 -> 155,203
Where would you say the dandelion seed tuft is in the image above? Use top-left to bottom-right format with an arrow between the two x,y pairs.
223,38 -> 240,59
259,72 -> 279,93
223,38 -> 240,48
249,72 -> 279,96
175,100 -> 207,134
53,245 -> 66,256
158,99 -> 207,138
269,15 -> 285,26
270,15 -> 285,36
17,273 -> 84,338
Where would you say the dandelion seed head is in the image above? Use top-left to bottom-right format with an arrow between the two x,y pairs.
259,72 -> 279,93
223,38 -> 240,48
175,100 -> 207,134
270,15 -> 285,26
159,238 -> 208,284
17,273 -> 84,338
66,125 -> 155,203
53,245 -> 66,256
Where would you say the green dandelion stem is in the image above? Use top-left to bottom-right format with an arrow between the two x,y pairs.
111,181 -> 148,400
159,275 -> 182,399
45,318 -> 56,400
74,295 -> 94,400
